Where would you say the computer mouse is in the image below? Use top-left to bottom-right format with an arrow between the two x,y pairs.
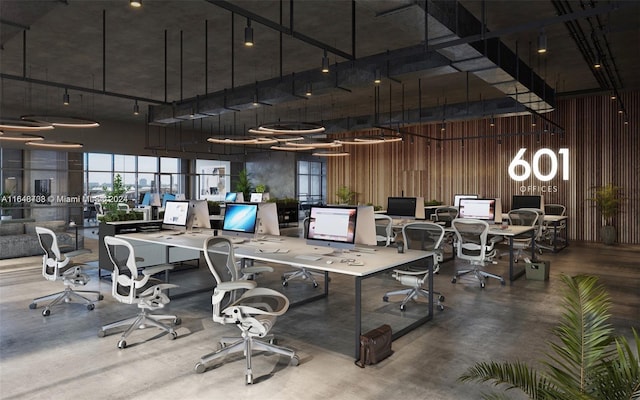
326,260 -> 333,264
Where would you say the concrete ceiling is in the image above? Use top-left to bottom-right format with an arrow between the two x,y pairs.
1,0 -> 638,152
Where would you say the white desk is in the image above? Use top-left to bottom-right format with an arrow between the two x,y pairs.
118,231 -> 436,359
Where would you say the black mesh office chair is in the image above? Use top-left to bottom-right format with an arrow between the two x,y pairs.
195,237 -> 299,384
382,222 -> 446,311
29,226 -> 102,316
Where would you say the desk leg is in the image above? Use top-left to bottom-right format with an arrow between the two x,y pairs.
508,237 -> 526,282
355,276 -> 362,360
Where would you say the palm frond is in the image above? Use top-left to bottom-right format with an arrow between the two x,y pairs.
591,329 -> 640,400
459,360 -> 555,399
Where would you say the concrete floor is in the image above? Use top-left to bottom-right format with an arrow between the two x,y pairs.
0,236 -> 638,400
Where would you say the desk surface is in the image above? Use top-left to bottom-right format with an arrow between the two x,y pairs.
119,231 -> 432,277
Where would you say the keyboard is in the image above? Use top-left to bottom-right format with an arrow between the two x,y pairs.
294,254 -> 322,261
228,237 -> 245,244
354,247 -> 376,253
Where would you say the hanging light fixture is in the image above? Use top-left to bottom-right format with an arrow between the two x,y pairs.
244,19 -> 254,47
252,94 -> 259,106
440,121 -> 446,132
0,118 -> 54,131
0,131 -> 45,142
26,140 -> 83,149
489,116 -> 495,127
22,115 -> 99,128
374,69 -> 381,84
321,49 -> 329,73
594,55 -> 602,69
537,29 -> 547,54
133,100 -> 140,115
63,89 -> 70,106
313,151 -> 350,157
305,82 -> 312,96
130,0 -> 142,8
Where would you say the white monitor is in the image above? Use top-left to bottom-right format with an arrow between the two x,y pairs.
454,194 -> 478,207
162,200 -> 189,231
187,199 -> 211,230
256,202 -> 280,236
250,193 -> 263,203
306,205 -> 358,250
222,203 -> 259,238
458,198 -> 497,223
355,205 -> 376,246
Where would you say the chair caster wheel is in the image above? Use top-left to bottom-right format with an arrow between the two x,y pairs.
168,331 -> 177,340
117,340 -> 127,349
29,303 -> 37,309
382,296 -> 389,302
246,374 -> 253,385
438,305 -> 445,311
400,304 -> 406,311
501,280 -> 506,286
281,275 -> 286,281
514,259 -> 518,263
174,318 -> 182,325
282,281 -> 288,287
97,330 -> 106,338
87,304 -> 95,311
451,278 -> 457,284
98,294 -> 104,300
480,282 -> 486,289
42,309 -> 51,317
312,282 -> 319,288
194,362 -> 206,374
438,295 -> 445,301
290,355 -> 300,366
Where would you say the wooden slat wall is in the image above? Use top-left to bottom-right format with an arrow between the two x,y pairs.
327,90 -> 639,244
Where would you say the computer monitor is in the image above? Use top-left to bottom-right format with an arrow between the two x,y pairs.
186,199 -> 211,230
222,203 -> 259,238
511,195 -> 544,211
458,198 -> 497,223
306,205 -> 358,250
224,192 -> 237,202
355,205 -> 376,246
256,202 -> 280,236
250,193 -> 263,203
454,194 -> 478,207
162,200 -> 189,231
386,197 -> 417,218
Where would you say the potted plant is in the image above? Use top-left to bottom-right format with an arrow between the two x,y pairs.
336,185 -> 356,205
255,184 -> 266,194
588,183 -> 625,245
207,200 -> 221,215
235,169 -> 253,201
459,274 -> 640,399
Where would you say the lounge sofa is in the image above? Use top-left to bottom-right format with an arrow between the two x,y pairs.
0,220 -> 83,260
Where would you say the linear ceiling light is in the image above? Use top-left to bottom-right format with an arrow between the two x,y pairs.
63,89 -> 70,106
286,141 -> 342,148
321,50 -> 329,73
0,132 -> 45,142
21,115 -> 99,128
26,140 -> 83,149
130,0 -> 142,8
270,145 -> 315,151
250,122 -> 326,135
313,151 -> 350,157
0,119 -> 54,132
537,30 -> 547,54
244,19 -> 254,47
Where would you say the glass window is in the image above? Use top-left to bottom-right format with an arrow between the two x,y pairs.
160,157 -> 179,173
298,161 -> 309,174
114,155 -> 136,172
87,153 -> 111,171
138,156 -> 158,172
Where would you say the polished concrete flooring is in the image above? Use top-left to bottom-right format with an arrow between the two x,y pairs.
0,235 -> 638,400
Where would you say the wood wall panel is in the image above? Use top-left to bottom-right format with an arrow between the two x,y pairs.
327,90 -> 639,244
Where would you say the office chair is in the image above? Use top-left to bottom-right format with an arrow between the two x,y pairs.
507,209 -> 540,262
434,206 -> 458,227
195,237 -> 299,384
29,226 -> 102,316
542,204 -> 567,246
382,222 -> 446,311
98,236 -> 180,349
374,214 -> 394,246
282,217 -> 324,287
451,218 -> 505,288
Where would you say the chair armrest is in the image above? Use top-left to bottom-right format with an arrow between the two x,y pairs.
139,283 -> 178,297
217,281 -> 257,292
142,264 -> 174,276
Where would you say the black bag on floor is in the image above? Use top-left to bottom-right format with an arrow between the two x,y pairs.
355,324 -> 393,368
